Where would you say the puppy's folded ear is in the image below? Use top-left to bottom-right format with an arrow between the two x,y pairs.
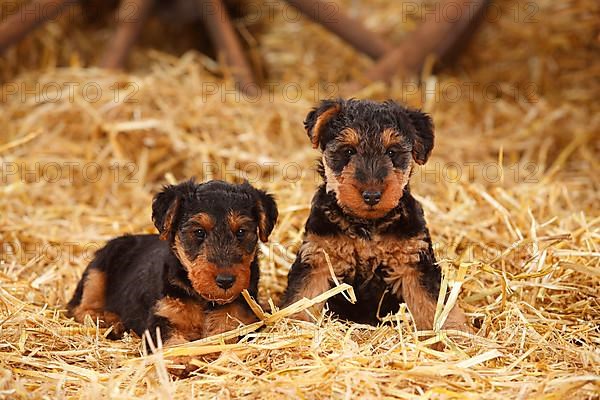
407,108 -> 434,165
251,188 -> 278,242
152,179 -> 196,241
304,99 -> 343,150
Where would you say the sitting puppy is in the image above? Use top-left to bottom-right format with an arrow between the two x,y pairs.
282,99 -> 471,333
68,180 -> 278,347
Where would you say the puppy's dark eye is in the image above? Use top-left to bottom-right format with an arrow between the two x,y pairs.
236,228 -> 246,240
386,149 -> 396,157
344,148 -> 356,157
196,228 -> 206,241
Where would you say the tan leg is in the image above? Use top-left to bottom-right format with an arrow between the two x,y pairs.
400,271 -> 440,331
162,333 -> 198,378
155,298 -> 205,378
384,267 -> 472,354
154,296 -> 205,341
203,302 -> 257,339
71,269 -> 106,322
283,259 -> 332,322
71,270 -> 125,336
166,303 -> 257,378
379,234 -> 472,334
402,271 -> 471,333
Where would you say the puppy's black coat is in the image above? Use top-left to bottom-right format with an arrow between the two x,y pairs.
282,99 -> 470,332
68,180 -> 278,346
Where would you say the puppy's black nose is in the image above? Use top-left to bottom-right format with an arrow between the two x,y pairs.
215,274 -> 236,290
362,191 -> 382,206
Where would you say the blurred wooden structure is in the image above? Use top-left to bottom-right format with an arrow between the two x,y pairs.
0,0 -> 78,52
0,0 -> 490,91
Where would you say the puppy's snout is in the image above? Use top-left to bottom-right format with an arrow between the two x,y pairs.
215,274 -> 236,290
362,191 -> 382,206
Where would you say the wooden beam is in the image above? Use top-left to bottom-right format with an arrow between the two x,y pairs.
284,0 -> 393,59
366,0 -> 490,82
0,0 -> 77,53
99,0 -> 154,69
197,0 -> 257,96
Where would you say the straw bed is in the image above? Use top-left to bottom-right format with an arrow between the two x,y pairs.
1,0 -> 599,398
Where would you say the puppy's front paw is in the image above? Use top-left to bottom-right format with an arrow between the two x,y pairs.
442,306 -> 475,334
167,356 -> 198,378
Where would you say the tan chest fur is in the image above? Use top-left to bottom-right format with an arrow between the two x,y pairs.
301,232 -> 428,283
155,296 -> 205,341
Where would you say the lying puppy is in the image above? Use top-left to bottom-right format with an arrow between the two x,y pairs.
68,180 -> 278,347
282,99 -> 471,333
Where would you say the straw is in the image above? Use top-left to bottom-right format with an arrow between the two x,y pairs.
0,0 -> 598,398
